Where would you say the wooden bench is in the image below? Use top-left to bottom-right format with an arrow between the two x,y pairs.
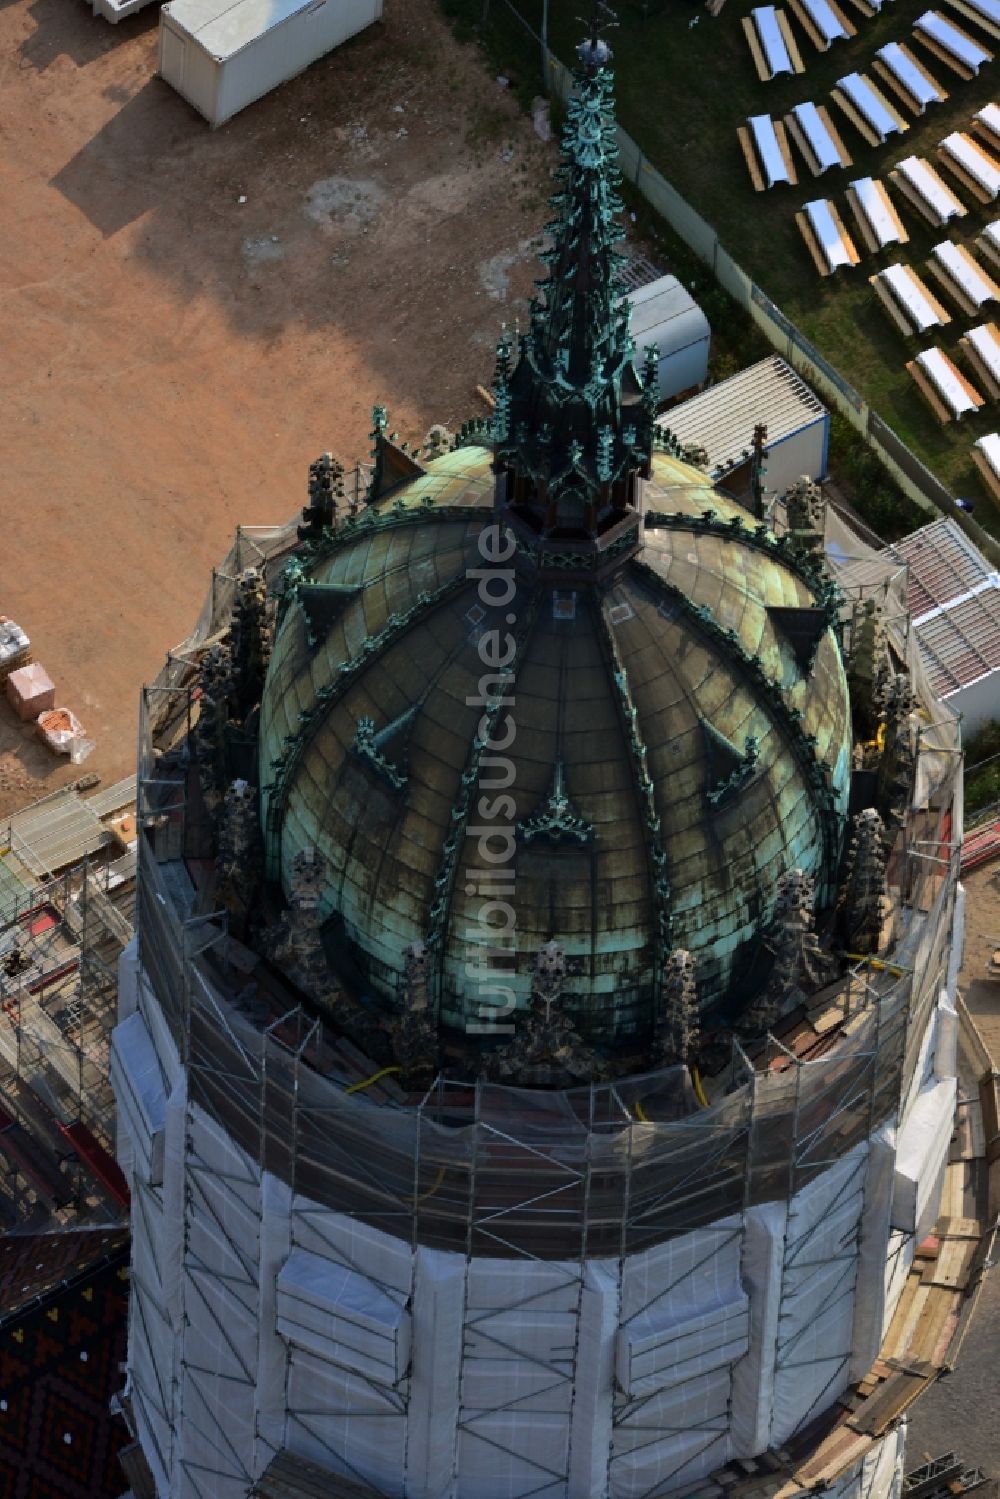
926,243 -> 1000,318
944,0 -> 1000,38
830,76 -> 909,147
959,323 -> 1000,398
907,358 -> 953,421
786,0 -> 856,49
977,225 -> 1000,268
737,119 -> 798,190
906,354 -> 983,421
742,9 -> 806,78
845,179 -> 909,253
869,269 -> 952,335
937,134 -> 1000,205
784,104 -> 853,174
871,46 -> 947,114
889,161 -> 966,226
912,15 -> 992,78
972,441 -> 1000,499
796,201 -> 861,273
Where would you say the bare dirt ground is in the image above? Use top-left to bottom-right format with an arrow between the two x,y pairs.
0,0 -> 555,816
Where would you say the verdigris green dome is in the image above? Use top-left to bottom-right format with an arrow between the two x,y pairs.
258,443 -> 852,1047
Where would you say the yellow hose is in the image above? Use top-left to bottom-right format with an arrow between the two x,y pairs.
345,1065 -> 402,1094
410,1164 -> 447,1205
691,1065 -> 710,1109
843,953 -> 905,978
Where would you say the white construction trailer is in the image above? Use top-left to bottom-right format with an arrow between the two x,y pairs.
621,274 -> 711,404
158,0 -> 383,127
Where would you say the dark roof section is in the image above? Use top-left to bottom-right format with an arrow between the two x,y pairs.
254,1450 -> 388,1498
0,1224 -> 128,1326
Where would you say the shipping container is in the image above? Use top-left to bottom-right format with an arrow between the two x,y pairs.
158,0 -> 382,127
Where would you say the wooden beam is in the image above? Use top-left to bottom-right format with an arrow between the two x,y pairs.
828,0 -> 857,34
913,25 -> 977,79
872,45 -> 948,112
906,357 -> 956,422
977,230 -> 1000,268
937,143 -> 994,204
972,115 -> 1000,152
959,332 -> 1000,399
829,200 -> 861,262
737,124 -> 767,191
818,103 -> 854,165
875,179 -> 910,241
870,273 -> 916,336
847,185 -> 879,253
786,0 -> 827,49
972,443 -> 1000,501
831,87 -> 882,148
743,14 -> 773,81
945,0 -> 1000,38
777,8 -> 806,70
926,258 -> 980,318
796,210 -> 832,274
775,118 -> 799,183
784,111 -> 822,175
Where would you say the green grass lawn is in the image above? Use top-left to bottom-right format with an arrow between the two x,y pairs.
451,0 -> 1000,536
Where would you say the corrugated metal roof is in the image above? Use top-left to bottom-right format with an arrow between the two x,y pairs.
910,589 -> 1000,695
880,517 -> 1000,695
661,356 -> 825,476
623,274 -> 710,356
882,516 -> 993,616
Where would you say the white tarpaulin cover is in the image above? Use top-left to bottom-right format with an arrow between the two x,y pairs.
977,101 -> 1000,136
750,114 -> 793,186
753,6 -> 795,75
732,1201 -> 786,1455
892,1075 -> 957,1237
611,1219 -> 749,1495
975,429 -> 1000,479
110,1009 -> 166,1185
770,1145 -> 869,1445
849,1124 -> 896,1381
276,1248 -> 410,1383
805,198 -> 853,268
800,0 -> 849,41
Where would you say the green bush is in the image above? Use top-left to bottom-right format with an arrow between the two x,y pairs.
964,718 -> 1000,818
826,413 -> 927,544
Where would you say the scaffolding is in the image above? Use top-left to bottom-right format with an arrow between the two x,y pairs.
125,502 -> 964,1499
0,856 -> 133,1229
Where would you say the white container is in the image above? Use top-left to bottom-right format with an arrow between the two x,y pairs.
621,275 -> 711,404
158,0 -> 383,127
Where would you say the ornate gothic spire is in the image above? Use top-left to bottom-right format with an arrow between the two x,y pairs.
492,18 -> 654,573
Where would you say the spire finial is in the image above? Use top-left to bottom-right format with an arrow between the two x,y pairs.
576,1 -> 617,66
489,4 -> 653,572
